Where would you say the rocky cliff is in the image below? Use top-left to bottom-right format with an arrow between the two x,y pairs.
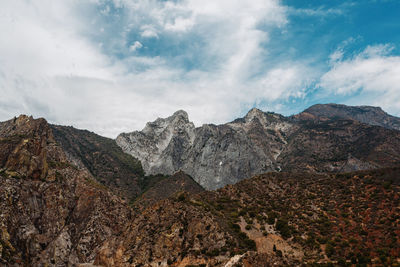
117,105 -> 400,190
0,115 -> 132,265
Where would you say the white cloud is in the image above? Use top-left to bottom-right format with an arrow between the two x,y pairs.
257,66 -> 312,101
319,44 -> 400,114
0,0 -> 316,138
140,25 -> 159,38
165,17 -> 195,32
129,41 -> 143,52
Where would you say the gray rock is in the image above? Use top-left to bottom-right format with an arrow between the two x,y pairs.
116,104 -> 400,190
116,108 -> 295,190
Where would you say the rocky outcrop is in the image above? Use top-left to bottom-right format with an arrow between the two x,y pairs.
117,110 -> 196,175
117,105 -> 400,190
278,119 -> 400,173
0,115 -> 132,265
95,196 -> 243,267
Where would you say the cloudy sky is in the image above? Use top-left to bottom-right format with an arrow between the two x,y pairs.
1,0 -> 400,137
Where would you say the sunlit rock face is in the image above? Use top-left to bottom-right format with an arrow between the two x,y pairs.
117,108 -> 296,190
117,104 -> 400,190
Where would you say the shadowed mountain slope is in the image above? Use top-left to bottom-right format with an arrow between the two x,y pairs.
51,125 -> 145,200
133,170 -> 204,208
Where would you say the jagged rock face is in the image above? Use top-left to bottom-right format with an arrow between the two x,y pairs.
117,110 -> 196,175
117,109 -> 296,190
116,105 -> 400,190
297,103 -> 400,130
0,115 -> 131,266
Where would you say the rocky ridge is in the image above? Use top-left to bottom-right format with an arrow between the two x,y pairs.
0,115 -> 132,265
296,103 -> 400,130
1,113 -> 400,266
117,104 -> 400,190
51,125 -> 144,200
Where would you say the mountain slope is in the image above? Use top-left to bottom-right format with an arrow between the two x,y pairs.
0,115 -> 132,265
133,170 -> 204,208
1,114 -> 399,266
51,125 -> 144,200
279,119 -> 400,173
297,103 -> 400,130
116,105 -> 400,190
96,167 -> 400,266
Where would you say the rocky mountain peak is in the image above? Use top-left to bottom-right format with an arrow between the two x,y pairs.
116,111 -> 196,176
244,108 -> 265,123
172,109 -> 189,120
117,104 -> 400,190
0,115 -> 133,265
142,110 -> 192,134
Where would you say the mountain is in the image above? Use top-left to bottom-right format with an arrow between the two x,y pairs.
50,125 -> 145,200
116,104 -> 400,190
96,167 -> 400,266
0,115 -> 132,265
296,103 -> 400,131
1,112 -> 400,266
278,118 -> 400,173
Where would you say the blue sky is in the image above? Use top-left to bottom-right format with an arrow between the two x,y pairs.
0,0 -> 399,137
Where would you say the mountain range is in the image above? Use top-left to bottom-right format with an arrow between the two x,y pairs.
1,103 -> 399,266
117,103 -> 400,190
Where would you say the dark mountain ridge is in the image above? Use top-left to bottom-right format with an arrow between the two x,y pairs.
296,103 -> 400,131
50,125 -> 145,200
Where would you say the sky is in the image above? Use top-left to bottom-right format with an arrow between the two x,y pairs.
0,0 -> 400,137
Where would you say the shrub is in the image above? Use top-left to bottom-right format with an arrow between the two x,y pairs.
276,219 -> 291,238
177,193 -> 186,202
325,243 -> 335,258
206,249 -> 220,257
